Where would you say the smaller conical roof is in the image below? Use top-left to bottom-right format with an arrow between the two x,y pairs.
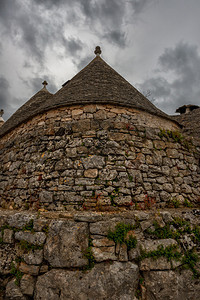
0,85 -> 53,137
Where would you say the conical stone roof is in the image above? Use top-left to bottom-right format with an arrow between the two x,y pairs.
0,87 -> 53,137
172,107 -> 200,140
41,55 -> 171,120
0,48 -> 178,137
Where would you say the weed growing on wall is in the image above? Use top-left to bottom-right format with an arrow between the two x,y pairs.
18,240 -> 43,252
145,218 -> 200,278
83,238 -> 95,270
10,262 -> 23,286
107,223 -> 137,250
158,129 -> 192,151
139,244 -> 181,263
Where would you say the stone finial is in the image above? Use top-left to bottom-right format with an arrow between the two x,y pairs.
0,109 -> 4,117
42,81 -> 48,88
94,46 -> 102,56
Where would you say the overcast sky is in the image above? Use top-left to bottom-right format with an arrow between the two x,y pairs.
1,0 -> 200,121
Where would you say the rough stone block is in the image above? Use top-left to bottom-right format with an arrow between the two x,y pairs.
92,246 -> 117,262
84,169 -> 98,178
90,219 -> 119,236
92,238 -> 115,247
19,262 -> 40,275
82,155 -> 105,169
3,229 -> 14,244
35,262 -> 139,300
141,238 -> 178,252
20,274 -> 35,296
140,257 -> 181,271
44,220 -> 88,268
39,191 -> 53,203
6,279 -> 26,300
144,270 -> 200,300
72,119 -> 90,132
7,213 -> 36,229
15,231 -> 46,245
23,249 -> 43,265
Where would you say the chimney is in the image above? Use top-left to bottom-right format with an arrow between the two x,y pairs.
176,104 -> 199,114
0,109 -> 4,127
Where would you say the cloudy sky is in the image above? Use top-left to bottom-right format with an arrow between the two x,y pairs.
1,0 -> 200,121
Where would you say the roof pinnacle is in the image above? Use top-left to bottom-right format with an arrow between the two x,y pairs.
42,80 -> 48,88
94,46 -> 101,56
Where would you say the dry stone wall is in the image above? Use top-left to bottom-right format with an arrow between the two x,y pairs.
0,209 -> 199,300
0,104 -> 200,212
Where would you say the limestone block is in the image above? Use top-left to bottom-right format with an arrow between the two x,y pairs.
74,212 -> 103,222
23,249 -> 43,265
44,220 -> 88,268
118,243 -> 128,261
141,239 -> 178,252
84,169 -> 98,178
40,265 -> 49,273
0,244 -> 18,275
160,191 -> 171,201
114,196 -> 132,206
90,219 -> 120,236
181,184 -> 192,194
92,246 -> 117,262
7,213 -> 36,229
65,147 -> 77,158
82,155 -> 105,169
6,279 -> 26,300
54,158 -> 73,171
3,229 -> 14,244
144,270 -> 200,300
15,231 -> 46,245
19,262 -> 40,275
161,211 -> 174,223
156,176 -> 167,184
140,257 -> 181,271
72,109 -> 83,116
94,109 -> 108,119
163,183 -> 174,193
39,191 -> 53,203
153,140 -> 166,150
99,168 -> 118,181
83,104 -> 97,113
128,245 -> 141,261
92,238 -> 115,247
35,262 -> 139,300
20,274 -> 35,296
133,212 -> 149,221
140,220 -> 153,231
72,119 -> 90,132
166,148 -> 179,159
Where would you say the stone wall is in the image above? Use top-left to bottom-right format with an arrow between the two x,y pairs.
0,209 -> 199,299
0,104 -> 200,211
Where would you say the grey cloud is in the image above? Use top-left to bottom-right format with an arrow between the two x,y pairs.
130,0 -> 154,14
0,76 -> 10,108
74,54 -> 94,71
0,0 -> 153,63
65,38 -> 84,56
0,76 -> 26,121
104,30 -> 126,47
138,42 -> 200,114
140,77 -> 171,102
0,75 -> 14,120
21,75 -> 58,95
